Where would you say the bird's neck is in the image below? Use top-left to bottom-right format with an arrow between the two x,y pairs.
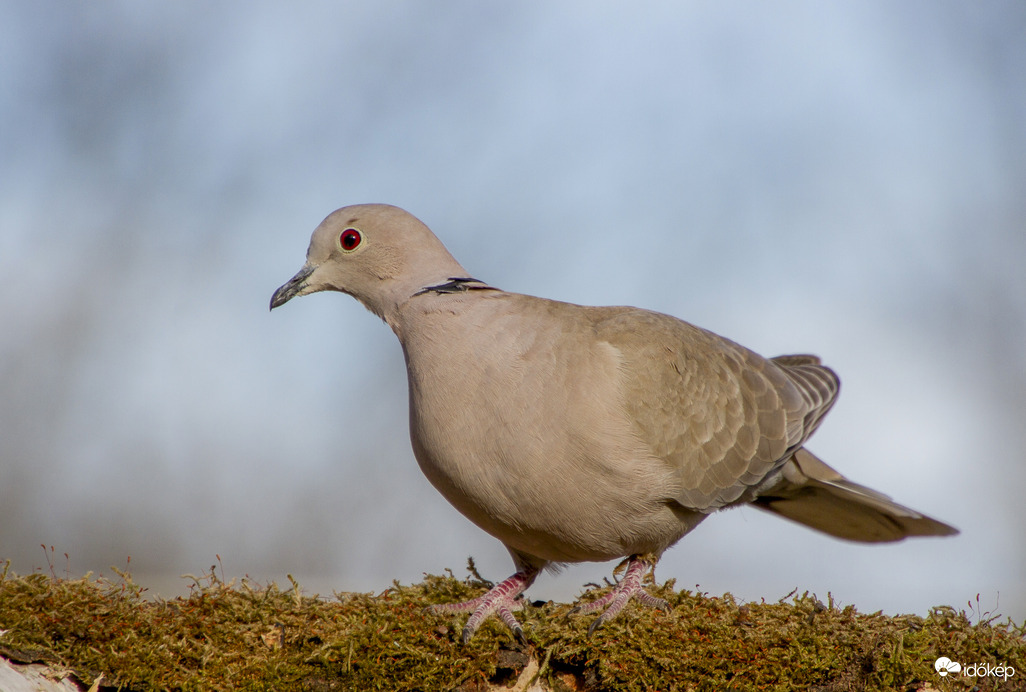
383,275 -> 499,341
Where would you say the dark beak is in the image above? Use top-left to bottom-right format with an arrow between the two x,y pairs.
270,265 -> 314,310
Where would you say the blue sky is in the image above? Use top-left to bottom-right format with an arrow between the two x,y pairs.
2,2 -> 1024,620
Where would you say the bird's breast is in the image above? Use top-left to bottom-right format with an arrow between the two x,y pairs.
398,300 -> 692,562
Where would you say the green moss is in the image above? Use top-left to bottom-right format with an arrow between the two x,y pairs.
0,559 -> 1022,691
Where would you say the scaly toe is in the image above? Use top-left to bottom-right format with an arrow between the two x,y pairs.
574,557 -> 667,635
432,568 -> 537,643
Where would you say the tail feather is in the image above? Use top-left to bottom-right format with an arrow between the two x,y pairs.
752,449 -> 958,543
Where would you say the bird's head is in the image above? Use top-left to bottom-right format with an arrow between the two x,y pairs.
270,204 -> 468,321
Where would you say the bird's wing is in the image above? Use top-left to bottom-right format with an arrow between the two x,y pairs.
595,308 -> 840,511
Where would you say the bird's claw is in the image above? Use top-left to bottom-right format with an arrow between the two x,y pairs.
573,557 -> 667,635
431,568 -> 537,644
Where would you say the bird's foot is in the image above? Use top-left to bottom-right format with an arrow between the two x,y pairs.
429,568 -> 538,644
572,556 -> 669,635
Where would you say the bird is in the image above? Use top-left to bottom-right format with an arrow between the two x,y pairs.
270,203 -> 958,643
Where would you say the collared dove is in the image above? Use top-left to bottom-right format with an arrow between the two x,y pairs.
270,203 -> 957,643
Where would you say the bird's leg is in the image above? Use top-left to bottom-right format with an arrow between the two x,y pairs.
429,566 -> 540,644
573,555 -> 669,635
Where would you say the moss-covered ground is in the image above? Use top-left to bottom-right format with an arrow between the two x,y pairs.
0,558 -> 1022,691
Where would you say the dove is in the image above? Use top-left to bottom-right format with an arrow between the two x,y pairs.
270,203 -> 957,642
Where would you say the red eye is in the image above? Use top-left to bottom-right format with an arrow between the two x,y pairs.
339,228 -> 362,251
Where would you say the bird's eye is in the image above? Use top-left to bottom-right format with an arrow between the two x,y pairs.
339,228 -> 362,252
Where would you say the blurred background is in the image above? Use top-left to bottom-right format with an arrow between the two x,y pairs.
2,2 -> 1024,621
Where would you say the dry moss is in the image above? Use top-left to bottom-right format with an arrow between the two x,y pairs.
0,559 -> 1022,691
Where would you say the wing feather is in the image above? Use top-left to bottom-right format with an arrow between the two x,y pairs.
597,310 -> 840,511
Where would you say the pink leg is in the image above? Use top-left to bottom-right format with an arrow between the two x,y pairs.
574,556 -> 669,635
429,567 -> 539,643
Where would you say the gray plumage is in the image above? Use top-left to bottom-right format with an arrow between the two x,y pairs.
271,203 -> 957,641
